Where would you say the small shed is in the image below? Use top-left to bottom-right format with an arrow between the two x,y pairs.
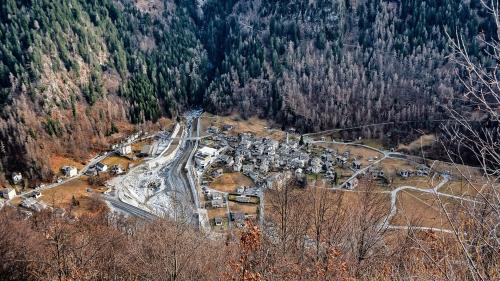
222,125 -> 234,132
1,188 -> 16,200
352,160 -> 361,170
214,217 -> 223,226
345,178 -> 359,190
11,173 -> 22,184
118,144 -> 132,156
62,166 -> 78,177
399,170 -> 410,178
95,162 -> 108,172
231,212 -> 246,222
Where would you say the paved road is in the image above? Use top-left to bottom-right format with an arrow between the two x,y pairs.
5,151 -> 111,207
102,111 -> 203,222
163,115 -> 198,205
104,196 -> 158,221
311,140 -> 388,189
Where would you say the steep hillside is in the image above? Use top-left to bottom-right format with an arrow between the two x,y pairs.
0,0 -> 207,180
200,0 -> 495,134
0,0 -> 496,180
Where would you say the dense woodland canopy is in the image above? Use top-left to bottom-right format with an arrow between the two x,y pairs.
0,0 -> 496,179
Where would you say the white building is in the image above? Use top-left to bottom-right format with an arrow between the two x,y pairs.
1,188 -> 16,200
309,157 -> 322,174
118,144 -> 132,156
211,192 -> 223,201
95,162 -> 108,172
11,172 -> 22,184
62,166 -> 78,177
195,146 -> 219,169
345,178 -> 359,190
260,160 -> 269,174
233,155 -> 243,170
295,168 -> 304,177
236,186 -> 245,194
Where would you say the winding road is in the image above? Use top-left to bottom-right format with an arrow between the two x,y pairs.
4,151 -> 112,207
311,139 -> 482,234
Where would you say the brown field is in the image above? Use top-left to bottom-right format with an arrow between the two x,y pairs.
397,134 -> 436,152
335,168 -> 354,183
392,190 -> 451,229
101,155 -> 142,170
132,139 -> 154,153
207,207 -> 228,219
50,155 -> 86,174
39,177 -> 100,216
359,139 -> 386,150
306,174 -> 325,185
200,113 -> 285,140
429,160 -> 483,180
379,158 -> 416,177
391,176 -> 435,189
358,180 -> 394,192
341,189 -> 391,213
264,187 -> 391,228
9,196 -> 22,206
210,173 -> 254,193
316,143 -> 383,166
439,180 -> 482,198
229,201 -> 258,215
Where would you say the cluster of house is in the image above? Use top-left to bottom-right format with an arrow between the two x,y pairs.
399,164 -> 431,177
138,124 -> 180,158
208,191 -> 226,208
195,131 -> 324,187
361,163 -> 432,185
197,130 -> 365,189
84,162 -> 124,177
198,126 -> 438,193
111,132 -> 142,156
195,146 -> 219,169
196,125 -> 440,228
213,212 -> 252,228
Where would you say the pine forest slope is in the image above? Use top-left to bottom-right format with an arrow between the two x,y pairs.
0,0 -> 496,180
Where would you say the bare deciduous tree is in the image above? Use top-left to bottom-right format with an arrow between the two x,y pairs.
436,1 -> 500,279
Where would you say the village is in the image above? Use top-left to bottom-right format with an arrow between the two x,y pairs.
0,112 -> 484,234
188,117 -> 453,231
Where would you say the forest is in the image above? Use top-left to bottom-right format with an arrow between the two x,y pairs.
0,180 -> 497,281
0,0 -> 496,179
0,1 -> 498,280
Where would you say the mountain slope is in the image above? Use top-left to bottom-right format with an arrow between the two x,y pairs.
0,0 -> 496,180
201,0 -> 495,133
0,0 -> 207,180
